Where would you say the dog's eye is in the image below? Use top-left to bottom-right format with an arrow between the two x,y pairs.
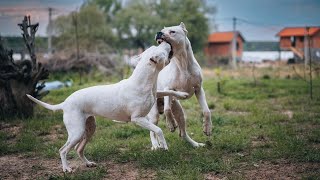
169,30 -> 175,34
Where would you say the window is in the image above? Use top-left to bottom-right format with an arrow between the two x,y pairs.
290,36 -> 296,47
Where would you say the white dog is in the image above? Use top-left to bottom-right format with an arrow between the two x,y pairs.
27,42 -> 188,172
147,22 -> 213,149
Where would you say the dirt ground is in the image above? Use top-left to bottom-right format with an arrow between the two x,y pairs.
0,121 -> 319,179
205,160 -> 320,180
1,154 -> 319,180
0,154 -> 155,180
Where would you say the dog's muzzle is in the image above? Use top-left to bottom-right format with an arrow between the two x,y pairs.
155,31 -> 173,59
155,32 -> 164,44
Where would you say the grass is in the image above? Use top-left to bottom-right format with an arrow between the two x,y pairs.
1,67 -> 320,179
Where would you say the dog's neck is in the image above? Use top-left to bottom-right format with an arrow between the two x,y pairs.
172,37 -> 195,72
130,59 -> 159,91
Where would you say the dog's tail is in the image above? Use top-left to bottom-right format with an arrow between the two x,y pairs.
26,94 -> 63,111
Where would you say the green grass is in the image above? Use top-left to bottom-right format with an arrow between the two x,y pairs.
1,69 -> 320,179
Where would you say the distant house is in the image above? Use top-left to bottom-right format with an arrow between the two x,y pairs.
276,27 -> 320,61
205,31 -> 245,65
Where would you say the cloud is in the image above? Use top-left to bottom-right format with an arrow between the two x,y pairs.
0,0 -> 81,36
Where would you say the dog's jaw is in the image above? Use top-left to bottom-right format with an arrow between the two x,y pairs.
156,39 -> 173,60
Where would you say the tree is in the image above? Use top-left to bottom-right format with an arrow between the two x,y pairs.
51,3 -> 116,53
154,0 -> 215,52
0,16 -> 49,119
113,0 -> 161,49
51,0 -> 216,52
112,0 -> 215,51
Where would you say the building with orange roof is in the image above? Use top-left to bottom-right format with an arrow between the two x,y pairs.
276,27 -> 320,61
205,31 -> 245,65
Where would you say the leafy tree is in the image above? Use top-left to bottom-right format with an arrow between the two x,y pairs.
51,3 -> 116,53
87,0 -> 122,21
113,0 -> 161,49
51,0 -> 216,53
154,0 -> 215,52
112,0 -> 215,51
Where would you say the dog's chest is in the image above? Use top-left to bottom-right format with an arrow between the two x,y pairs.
171,72 -> 200,92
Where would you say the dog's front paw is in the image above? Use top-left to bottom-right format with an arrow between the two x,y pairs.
86,161 -> 97,167
175,92 -> 189,99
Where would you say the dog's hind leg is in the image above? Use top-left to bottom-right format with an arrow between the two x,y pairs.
195,86 -> 212,136
147,104 -> 161,150
59,111 -> 86,172
75,116 -> 96,167
163,90 -> 177,132
172,100 -> 205,147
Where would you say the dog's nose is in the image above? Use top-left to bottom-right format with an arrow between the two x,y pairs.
155,32 -> 164,44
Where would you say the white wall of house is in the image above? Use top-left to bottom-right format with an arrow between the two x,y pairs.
242,51 -> 294,62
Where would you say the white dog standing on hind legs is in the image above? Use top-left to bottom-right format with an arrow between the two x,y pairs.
147,22 -> 213,149
26,42 -> 189,172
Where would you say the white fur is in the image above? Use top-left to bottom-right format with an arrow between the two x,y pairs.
26,42 -> 188,172
148,22 -> 213,149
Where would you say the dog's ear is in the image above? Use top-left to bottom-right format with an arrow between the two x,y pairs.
180,22 -> 188,35
130,55 -> 141,68
149,55 -> 159,64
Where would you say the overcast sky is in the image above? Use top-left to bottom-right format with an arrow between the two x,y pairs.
211,0 -> 320,41
0,0 -> 319,41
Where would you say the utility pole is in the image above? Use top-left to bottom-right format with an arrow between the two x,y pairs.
231,17 -> 237,69
48,7 -> 53,56
307,27 -> 313,100
304,26 -> 309,67
72,10 -> 81,85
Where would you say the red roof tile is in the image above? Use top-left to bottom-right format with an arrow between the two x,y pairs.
208,31 -> 245,43
277,27 -> 320,37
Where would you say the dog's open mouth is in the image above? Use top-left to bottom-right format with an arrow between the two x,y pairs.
155,32 -> 173,59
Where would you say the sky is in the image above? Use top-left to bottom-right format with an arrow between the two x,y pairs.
211,0 -> 320,41
0,0 -> 82,36
0,0 -> 319,41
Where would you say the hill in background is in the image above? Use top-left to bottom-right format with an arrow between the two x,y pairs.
244,41 -> 279,51
2,36 -> 280,53
1,36 -> 47,53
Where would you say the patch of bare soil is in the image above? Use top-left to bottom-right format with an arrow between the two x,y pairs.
243,160 -> 320,179
0,122 -> 22,144
205,160 -> 320,180
0,154 -> 155,180
42,125 -> 65,144
204,172 -> 227,180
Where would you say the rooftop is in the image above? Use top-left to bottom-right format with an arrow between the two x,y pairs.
208,31 -> 245,43
276,27 -> 320,37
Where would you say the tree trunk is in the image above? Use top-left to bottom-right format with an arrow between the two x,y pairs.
0,16 -> 49,119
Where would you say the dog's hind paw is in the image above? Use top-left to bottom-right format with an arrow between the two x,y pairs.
191,142 -> 205,148
63,166 -> 74,173
203,123 -> 212,136
151,146 -> 160,151
86,161 -> 97,167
